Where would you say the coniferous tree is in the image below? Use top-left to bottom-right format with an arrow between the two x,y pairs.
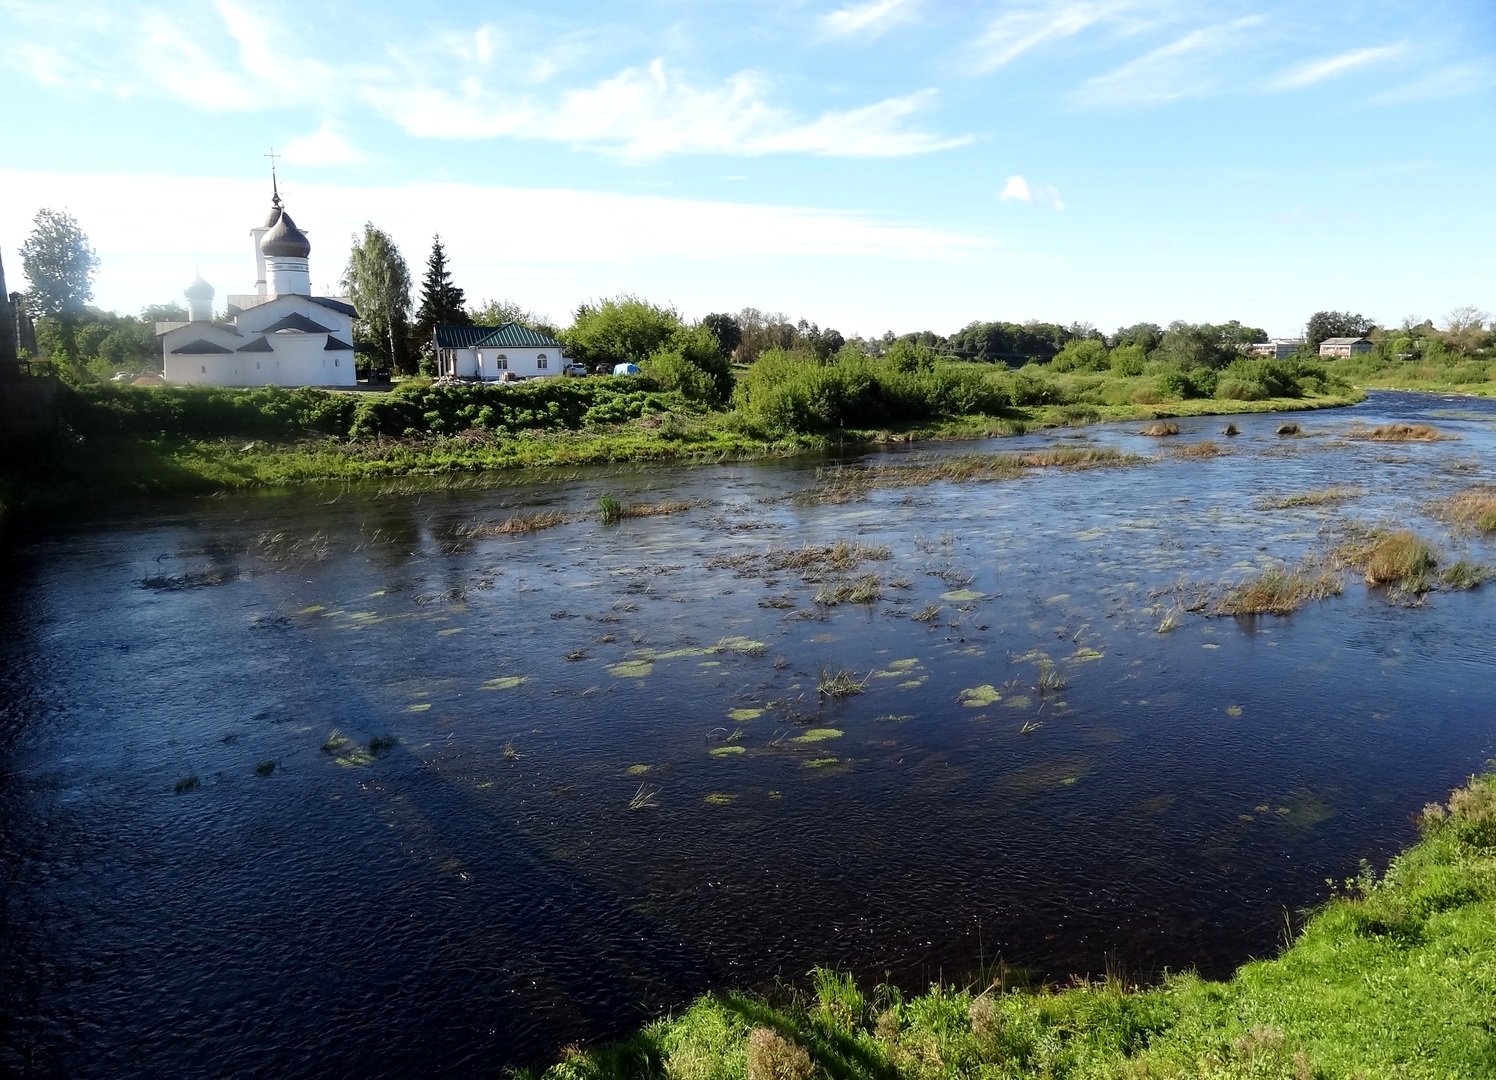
413,235 -> 470,353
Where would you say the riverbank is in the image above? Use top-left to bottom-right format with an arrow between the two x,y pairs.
0,389 -> 1362,524
535,769 -> 1496,1078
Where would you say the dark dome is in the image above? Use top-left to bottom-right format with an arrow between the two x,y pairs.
264,205 -> 283,228
260,210 -> 310,258
183,274 -> 214,299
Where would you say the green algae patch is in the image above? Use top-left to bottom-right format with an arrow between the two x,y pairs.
1226,704 -> 1244,717
727,707 -> 765,723
710,745 -> 746,757
714,635 -> 768,655
334,746 -> 375,768
625,764 -> 653,776
482,675 -> 528,690
1071,647 -> 1105,662
959,684 -> 1002,707
874,658 -> 922,679
898,677 -> 927,689
437,627 -> 466,636
1003,694 -> 1033,709
607,660 -> 654,678
941,588 -> 985,602
803,756 -> 840,769
300,604 -> 327,614
704,792 -> 738,805
406,702 -> 432,713
791,728 -> 843,744
654,646 -> 711,660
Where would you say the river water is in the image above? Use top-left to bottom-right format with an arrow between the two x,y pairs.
2,391 -> 1493,1076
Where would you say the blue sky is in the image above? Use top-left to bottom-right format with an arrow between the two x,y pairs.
2,0 -> 1493,339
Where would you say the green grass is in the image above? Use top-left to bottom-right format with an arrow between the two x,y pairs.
528,769 -> 1496,1079
1217,564 -> 1344,615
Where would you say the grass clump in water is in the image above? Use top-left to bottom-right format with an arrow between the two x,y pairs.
253,760 -> 276,777
462,509 -> 569,536
173,775 -> 199,794
1172,439 -> 1227,458
1339,529 -> 1438,594
1218,563 -> 1343,615
1276,421 -> 1302,436
1259,486 -> 1363,510
1344,422 -> 1452,442
367,735 -> 398,758
1440,486 -> 1496,533
1441,559 -> 1489,590
1139,420 -> 1180,437
322,728 -> 351,753
597,495 -> 623,525
817,669 -> 865,698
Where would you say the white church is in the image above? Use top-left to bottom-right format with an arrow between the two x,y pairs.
160,180 -> 358,387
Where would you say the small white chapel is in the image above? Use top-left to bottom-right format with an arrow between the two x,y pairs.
159,176 -> 358,387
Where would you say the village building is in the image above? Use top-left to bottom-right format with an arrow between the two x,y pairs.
433,323 -> 572,381
159,180 -> 357,387
1318,337 -> 1373,358
1245,338 -> 1305,359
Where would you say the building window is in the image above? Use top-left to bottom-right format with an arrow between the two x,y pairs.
536,353 -> 548,370
495,354 -> 508,370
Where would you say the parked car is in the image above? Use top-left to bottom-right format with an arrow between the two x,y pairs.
562,362 -> 587,376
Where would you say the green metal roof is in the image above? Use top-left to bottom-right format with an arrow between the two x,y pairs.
434,322 -> 563,349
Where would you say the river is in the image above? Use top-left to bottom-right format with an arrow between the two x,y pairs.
1,390 -> 1492,1076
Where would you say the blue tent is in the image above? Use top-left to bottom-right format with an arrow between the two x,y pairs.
612,363 -> 641,376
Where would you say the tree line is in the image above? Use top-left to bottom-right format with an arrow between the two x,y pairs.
12,207 -> 1495,386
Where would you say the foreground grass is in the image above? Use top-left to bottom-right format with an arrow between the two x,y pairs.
533,771 -> 1496,1079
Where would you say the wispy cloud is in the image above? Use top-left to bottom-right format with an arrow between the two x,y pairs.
818,0 -> 921,40
999,175 -> 1064,210
366,60 -> 969,159
1074,15 -> 1263,106
971,1 -> 1162,73
1271,44 -> 1405,90
1371,58 -> 1496,104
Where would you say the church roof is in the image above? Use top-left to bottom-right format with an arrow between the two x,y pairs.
237,337 -> 274,353
171,338 -> 234,355
256,311 -> 333,334
311,296 -> 356,317
323,336 -> 354,351
261,209 -> 311,258
434,322 -> 564,349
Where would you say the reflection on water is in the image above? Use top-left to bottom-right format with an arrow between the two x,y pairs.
2,391 -> 1494,1076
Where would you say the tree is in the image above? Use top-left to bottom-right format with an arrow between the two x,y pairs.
562,294 -> 681,369
1112,322 -> 1164,352
468,298 -> 538,329
20,208 -> 100,364
1444,306 -> 1492,356
343,223 -> 413,373
700,312 -> 742,356
1305,310 -> 1374,349
413,235 -> 470,353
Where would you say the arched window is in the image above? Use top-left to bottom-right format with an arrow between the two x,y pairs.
536,353 -> 548,370
495,354 -> 509,370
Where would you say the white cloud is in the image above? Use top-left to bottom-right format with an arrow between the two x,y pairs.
282,123 -> 369,166
999,175 -> 1064,210
818,0 -> 921,40
1371,59 -> 1496,104
1271,44 -> 1406,90
1073,15 -> 1264,106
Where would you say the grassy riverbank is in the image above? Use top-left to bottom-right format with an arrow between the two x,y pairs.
0,374 -> 1361,521
534,770 -> 1496,1078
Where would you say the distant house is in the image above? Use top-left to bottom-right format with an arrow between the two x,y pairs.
1318,337 -> 1372,357
433,323 -> 570,381
1245,338 -> 1305,359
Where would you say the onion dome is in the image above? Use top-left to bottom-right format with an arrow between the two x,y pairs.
183,273 -> 215,300
264,202 -> 283,228
260,209 -> 310,258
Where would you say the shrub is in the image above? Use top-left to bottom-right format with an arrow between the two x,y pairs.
745,1028 -> 813,1080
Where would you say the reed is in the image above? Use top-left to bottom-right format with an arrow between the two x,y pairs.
1340,529 -> 1438,591
463,510 -> 569,536
1139,421 -> 1180,437
1258,486 -> 1363,509
597,495 -> 623,524
1441,487 -> 1496,533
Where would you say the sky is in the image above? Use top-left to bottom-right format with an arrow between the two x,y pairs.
1,0 -> 1493,340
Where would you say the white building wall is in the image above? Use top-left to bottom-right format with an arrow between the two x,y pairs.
163,295 -> 357,388
457,345 -> 567,380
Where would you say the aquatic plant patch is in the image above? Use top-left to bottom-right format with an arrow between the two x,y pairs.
1216,562 -> 1344,616
1257,486 -> 1364,510
1438,486 -> 1496,533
